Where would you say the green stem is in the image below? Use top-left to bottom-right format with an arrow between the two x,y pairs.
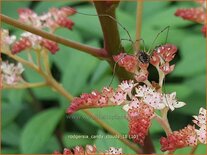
0,14 -> 108,59
153,114 -> 172,135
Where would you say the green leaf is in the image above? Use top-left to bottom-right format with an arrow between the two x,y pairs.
66,111 -> 99,134
165,84 -> 193,100
194,145 -> 207,154
61,51 -> 98,96
2,102 -> 22,128
63,132 -> 94,148
42,136 -> 61,153
20,108 -> 64,153
1,148 -> 20,154
70,6 -> 102,38
2,123 -> 21,147
89,106 -> 129,135
172,36 -> 206,77
2,1 -> 30,31
2,89 -> 26,105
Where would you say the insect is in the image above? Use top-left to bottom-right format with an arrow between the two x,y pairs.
75,10 -> 170,85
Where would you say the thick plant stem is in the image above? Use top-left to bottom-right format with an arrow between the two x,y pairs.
93,1 -> 132,81
0,14 -> 108,59
94,1 -> 154,153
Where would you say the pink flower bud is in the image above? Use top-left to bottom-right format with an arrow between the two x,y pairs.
41,39 -> 59,54
159,63 -> 175,75
11,37 -> 31,54
113,53 -> 138,73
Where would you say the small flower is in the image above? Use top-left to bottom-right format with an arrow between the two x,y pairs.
85,145 -> 96,154
45,7 -> 76,31
113,53 -> 138,73
151,44 -> 177,75
1,61 -> 24,85
162,92 -> 186,111
11,37 -> 31,54
135,85 -> 166,110
134,69 -> 149,82
193,107 -> 206,144
159,63 -> 175,75
1,29 -> 16,52
193,107 -> 206,127
118,80 -> 136,98
41,39 -> 59,54
18,8 -> 41,28
110,88 -> 127,105
105,147 -> 123,155
73,146 -> 84,155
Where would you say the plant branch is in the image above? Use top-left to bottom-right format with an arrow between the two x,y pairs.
153,114 -> 172,135
3,82 -> 47,89
135,0 -> 144,52
3,51 -> 141,153
0,14 -> 108,59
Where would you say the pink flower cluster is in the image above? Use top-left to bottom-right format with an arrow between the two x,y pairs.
160,107 -> 206,152
11,32 -> 59,54
113,43 -> 177,82
175,0 -> 206,37
18,7 -> 76,31
11,7 -> 76,54
151,44 -> 177,75
67,80 -> 186,145
54,145 -> 123,155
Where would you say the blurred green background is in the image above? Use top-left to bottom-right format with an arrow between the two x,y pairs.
1,1 -> 206,154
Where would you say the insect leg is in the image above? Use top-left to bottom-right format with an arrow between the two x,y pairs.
76,11 -> 133,42
147,26 -> 170,54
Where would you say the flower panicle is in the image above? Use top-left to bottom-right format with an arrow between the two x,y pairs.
9,6 -> 76,55
160,107 -> 206,152
174,0 -> 206,37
